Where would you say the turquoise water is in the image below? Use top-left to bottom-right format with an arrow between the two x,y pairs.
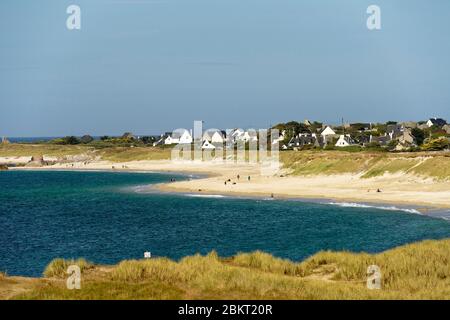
1,170 -> 449,277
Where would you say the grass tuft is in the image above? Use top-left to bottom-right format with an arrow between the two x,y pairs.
43,258 -> 93,278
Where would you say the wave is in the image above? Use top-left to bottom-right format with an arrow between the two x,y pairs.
128,185 -> 154,193
186,194 -> 227,199
326,202 -> 422,214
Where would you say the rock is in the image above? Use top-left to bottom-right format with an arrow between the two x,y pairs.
26,155 -> 45,167
0,164 -> 8,170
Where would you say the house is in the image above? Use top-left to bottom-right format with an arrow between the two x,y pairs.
272,130 -> 286,145
387,124 -> 403,140
398,129 -> 416,145
242,131 -> 258,142
335,135 -> 356,147
164,135 -> 178,145
400,121 -> 418,129
211,131 -> 226,144
179,130 -> 193,144
201,129 -> 225,144
313,135 -> 327,148
164,129 -> 192,145
229,129 -> 245,143
201,140 -> 216,150
288,136 -> 300,148
321,126 -> 336,137
357,135 -> 371,146
427,118 -> 447,128
369,135 -> 391,146
392,129 -> 417,151
442,124 -> 450,134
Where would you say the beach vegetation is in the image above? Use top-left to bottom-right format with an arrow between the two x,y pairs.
5,239 -> 450,300
43,258 -> 93,278
421,137 -> 450,151
281,151 -> 450,180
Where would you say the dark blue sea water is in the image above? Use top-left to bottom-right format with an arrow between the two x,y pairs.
1,170 -> 449,277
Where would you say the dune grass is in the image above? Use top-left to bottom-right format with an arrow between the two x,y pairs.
0,144 -> 93,158
43,258 -> 94,278
97,147 -> 171,162
281,151 -> 450,180
8,239 -> 450,300
0,144 -> 172,162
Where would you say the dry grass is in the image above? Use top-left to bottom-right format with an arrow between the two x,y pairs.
97,147 -> 171,162
0,144 -> 172,163
43,258 -> 94,278
281,151 -> 450,180
0,144 -> 93,158
7,239 -> 450,300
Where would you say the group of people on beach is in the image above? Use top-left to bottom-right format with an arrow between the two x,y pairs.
224,174 -> 251,186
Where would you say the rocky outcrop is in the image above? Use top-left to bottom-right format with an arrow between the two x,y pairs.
26,155 -> 46,167
0,164 -> 8,170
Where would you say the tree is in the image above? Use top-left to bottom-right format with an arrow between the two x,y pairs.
121,132 -> 135,140
80,135 -> 94,144
411,128 -> 425,146
62,136 -> 80,145
141,136 -> 155,144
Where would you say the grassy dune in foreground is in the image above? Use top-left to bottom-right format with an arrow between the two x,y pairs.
4,239 -> 449,300
281,151 -> 450,179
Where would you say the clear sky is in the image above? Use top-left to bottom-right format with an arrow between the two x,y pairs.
1,0 -> 450,136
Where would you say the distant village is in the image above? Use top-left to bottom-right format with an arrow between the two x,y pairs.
149,117 -> 450,152
2,117 -> 450,152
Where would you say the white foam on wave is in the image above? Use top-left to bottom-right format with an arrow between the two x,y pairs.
327,202 -> 422,214
129,185 -> 152,193
186,194 -> 227,199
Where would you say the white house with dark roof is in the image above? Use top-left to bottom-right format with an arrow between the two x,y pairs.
427,118 -> 447,128
164,129 -> 192,145
335,134 -> 356,147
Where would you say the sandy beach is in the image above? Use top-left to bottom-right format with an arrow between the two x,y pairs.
6,157 -> 450,211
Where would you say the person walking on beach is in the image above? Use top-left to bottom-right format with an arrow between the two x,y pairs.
237,174 -> 240,180
248,176 -> 251,181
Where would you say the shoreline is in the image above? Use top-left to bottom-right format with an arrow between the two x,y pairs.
7,161 -> 450,216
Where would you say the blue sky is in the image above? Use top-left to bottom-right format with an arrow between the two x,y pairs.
1,0 -> 450,136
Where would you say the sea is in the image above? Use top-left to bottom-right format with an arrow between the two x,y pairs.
1,170 -> 449,277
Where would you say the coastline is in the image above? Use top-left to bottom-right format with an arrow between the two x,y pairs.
6,159 -> 450,215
